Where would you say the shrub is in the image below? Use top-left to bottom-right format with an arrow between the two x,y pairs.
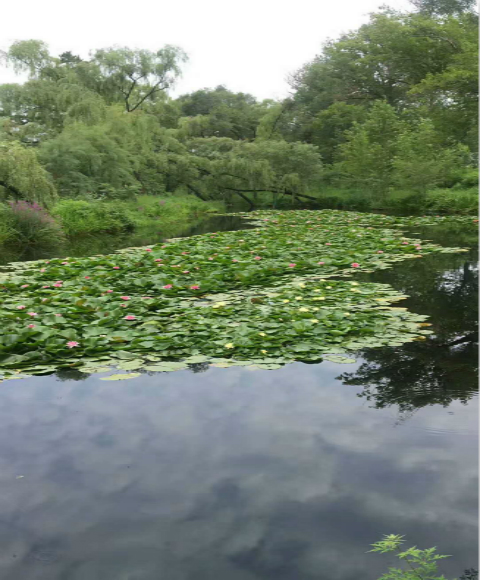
4,201 -> 65,246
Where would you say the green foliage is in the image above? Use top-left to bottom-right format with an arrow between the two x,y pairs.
371,534 -> 451,580
52,200 -> 136,235
0,0 -> 476,213
0,209 -> 470,378
0,142 -> 57,207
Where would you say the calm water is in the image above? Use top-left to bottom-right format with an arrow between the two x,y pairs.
0,219 -> 477,580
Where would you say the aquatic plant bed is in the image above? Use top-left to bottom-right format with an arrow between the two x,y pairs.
0,210 -> 472,379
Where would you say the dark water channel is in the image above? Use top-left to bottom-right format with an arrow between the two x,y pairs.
0,218 -> 477,580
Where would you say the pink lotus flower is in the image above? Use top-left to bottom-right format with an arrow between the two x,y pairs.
42,285 -> 50,289
27,312 -> 37,317
53,283 -> 63,288
154,259 -> 163,262
163,284 -> 173,289
120,296 -> 131,301
84,276 -> 90,280
318,261 -> 325,265
351,263 -> 360,268
254,256 -> 262,260
16,305 -> 26,310
377,250 -> 384,254
21,284 -> 29,288
113,266 -> 120,270
288,263 -> 296,268
106,289 -> 113,293
145,248 -> 152,252
190,285 -> 200,290
27,324 -> 35,329
67,341 -> 79,348
124,315 -> 136,320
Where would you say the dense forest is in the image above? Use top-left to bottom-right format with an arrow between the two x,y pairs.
0,0 -> 477,243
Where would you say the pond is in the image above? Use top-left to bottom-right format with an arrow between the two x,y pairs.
0,215 -> 477,580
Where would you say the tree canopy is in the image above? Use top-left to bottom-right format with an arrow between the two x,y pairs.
0,0 -> 477,208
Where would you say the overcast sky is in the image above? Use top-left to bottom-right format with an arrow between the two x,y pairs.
1,0 -> 411,100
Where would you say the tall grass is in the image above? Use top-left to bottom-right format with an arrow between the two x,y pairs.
52,195 -> 225,236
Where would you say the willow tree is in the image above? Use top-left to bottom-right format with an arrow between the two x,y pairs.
0,142 -> 57,206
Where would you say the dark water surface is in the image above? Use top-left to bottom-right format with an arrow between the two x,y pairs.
0,219 -> 477,579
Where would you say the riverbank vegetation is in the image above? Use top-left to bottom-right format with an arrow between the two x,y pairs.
0,209 -> 473,379
0,0 -> 477,245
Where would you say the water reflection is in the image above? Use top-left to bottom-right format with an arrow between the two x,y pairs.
0,215 -> 251,265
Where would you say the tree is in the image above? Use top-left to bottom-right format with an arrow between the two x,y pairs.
1,40 -> 52,77
410,0 -> 477,16
393,119 -> 469,193
334,102 -> 401,197
92,46 -> 187,112
0,141 -> 57,206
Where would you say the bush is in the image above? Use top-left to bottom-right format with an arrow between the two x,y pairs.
2,201 -> 65,246
53,200 -> 135,236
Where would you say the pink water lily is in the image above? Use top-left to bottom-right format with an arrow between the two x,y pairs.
318,261 -> 325,265
182,270 -> 190,274
84,276 -> 90,279
377,250 -> 384,254
154,259 -> 163,262
62,261 -> 69,265
106,289 -> 113,293
163,284 -> 173,289
55,313 -> 62,317
27,324 -> 35,329
120,303 -> 127,307
42,285 -> 50,289
16,305 -> 26,310
40,268 -> 46,273
124,315 -> 136,320
232,259 -> 238,263
21,284 -> 29,288
351,263 -> 360,268
254,256 -> 262,260
145,248 -> 152,252
67,341 -> 79,348
113,266 -> 120,269
141,296 -> 152,299
27,312 -> 37,317
402,242 -> 409,245
190,285 -> 200,290
288,263 -> 296,268
325,243 -> 332,246
120,296 -> 131,301
53,283 -> 63,287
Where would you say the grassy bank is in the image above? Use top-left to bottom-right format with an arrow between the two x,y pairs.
0,196 -> 224,247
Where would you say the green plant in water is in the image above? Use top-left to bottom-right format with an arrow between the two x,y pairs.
371,534 -> 477,580
0,210 -> 472,379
